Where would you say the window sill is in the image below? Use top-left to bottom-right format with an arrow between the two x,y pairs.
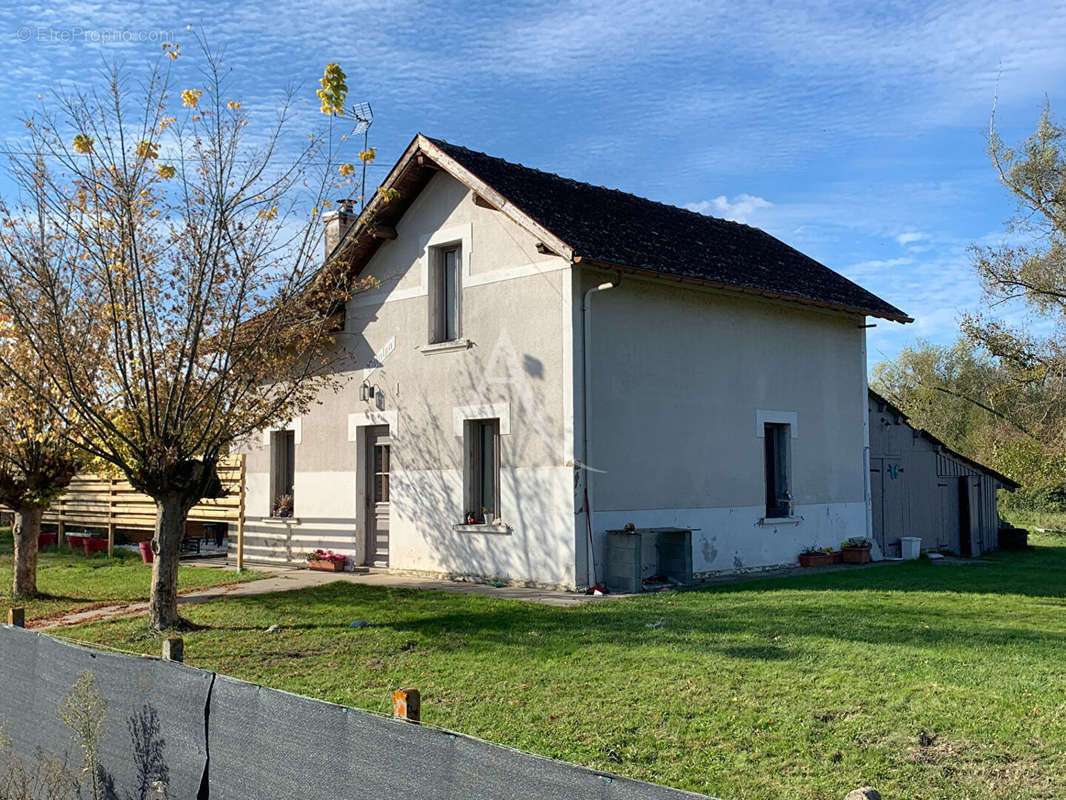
262,517 -> 301,526
453,523 -> 512,535
756,515 -> 803,527
420,338 -> 472,355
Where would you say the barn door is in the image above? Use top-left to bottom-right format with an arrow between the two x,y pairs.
957,476 -> 981,557
967,478 -> 982,555
870,458 -> 886,552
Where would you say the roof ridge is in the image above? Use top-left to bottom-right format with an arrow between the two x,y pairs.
424,135 -> 764,232
419,134 -> 911,323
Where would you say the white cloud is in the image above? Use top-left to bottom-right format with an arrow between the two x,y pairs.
685,194 -> 772,224
896,231 -> 931,246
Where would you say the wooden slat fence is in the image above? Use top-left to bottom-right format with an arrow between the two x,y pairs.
34,456 -> 246,563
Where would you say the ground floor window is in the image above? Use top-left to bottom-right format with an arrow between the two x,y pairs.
271,429 -> 295,517
763,422 -> 791,518
464,418 -> 500,523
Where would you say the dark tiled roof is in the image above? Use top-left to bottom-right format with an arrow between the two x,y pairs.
427,137 -> 910,322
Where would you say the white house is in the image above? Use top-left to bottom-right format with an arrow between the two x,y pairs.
234,134 -> 912,590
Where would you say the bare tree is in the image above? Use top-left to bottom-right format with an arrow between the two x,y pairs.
0,44 -> 369,628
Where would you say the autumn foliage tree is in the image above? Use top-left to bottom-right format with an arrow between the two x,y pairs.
0,45 -> 369,628
0,339 -> 83,598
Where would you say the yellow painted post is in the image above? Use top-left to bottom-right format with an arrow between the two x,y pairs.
393,688 -> 421,724
236,455 -> 246,571
7,607 -> 25,627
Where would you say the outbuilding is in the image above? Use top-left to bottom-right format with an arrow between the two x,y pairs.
868,389 -> 1019,557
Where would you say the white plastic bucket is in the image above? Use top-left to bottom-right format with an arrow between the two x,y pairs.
900,537 -> 921,560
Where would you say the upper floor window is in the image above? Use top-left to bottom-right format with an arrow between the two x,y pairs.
429,245 -> 460,343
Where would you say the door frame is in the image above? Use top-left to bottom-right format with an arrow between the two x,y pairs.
364,425 -> 391,567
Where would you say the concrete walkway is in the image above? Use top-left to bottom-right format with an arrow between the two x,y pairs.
42,553 -> 941,630
41,566 -> 598,629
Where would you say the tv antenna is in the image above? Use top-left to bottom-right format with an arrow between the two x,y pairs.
348,102 -> 374,209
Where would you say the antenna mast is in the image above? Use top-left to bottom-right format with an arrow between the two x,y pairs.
348,102 -> 374,210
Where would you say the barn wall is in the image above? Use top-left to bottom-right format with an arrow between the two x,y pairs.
869,393 -> 1006,556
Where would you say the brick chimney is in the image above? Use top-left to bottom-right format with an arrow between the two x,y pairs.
322,198 -> 357,259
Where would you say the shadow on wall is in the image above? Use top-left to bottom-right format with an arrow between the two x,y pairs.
384,331 -> 572,587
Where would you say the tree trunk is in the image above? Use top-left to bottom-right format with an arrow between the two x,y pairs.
148,494 -> 195,630
12,505 -> 44,598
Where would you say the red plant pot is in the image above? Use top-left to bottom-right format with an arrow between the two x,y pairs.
38,532 -> 57,549
139,540 -> 154,563
308,558 -> 345,572
841,546 -> 871,564
830,551 -> 843,564
798,552 -> 831,567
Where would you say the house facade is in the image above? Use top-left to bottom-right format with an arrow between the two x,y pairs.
233,135 -> 911,589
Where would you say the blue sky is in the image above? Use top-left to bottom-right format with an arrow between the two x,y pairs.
2,0 -> 1065,368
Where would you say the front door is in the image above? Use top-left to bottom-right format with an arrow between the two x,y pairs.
366,426 -> 391,567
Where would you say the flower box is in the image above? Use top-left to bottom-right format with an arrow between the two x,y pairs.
67,534 -> 109,556
799,552 -> 831,567
841,545 -> 871,564
308,558 -> 346,572
829,551 -> 843,564
38,532 -> 57,548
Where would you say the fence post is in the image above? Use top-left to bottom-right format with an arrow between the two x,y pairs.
162,637 -> 183,663
58,519 -> 66,550
393,688 -> 420,724
236,455 -> 246,571
7,607 -> 25,628
107,479 -> 116,558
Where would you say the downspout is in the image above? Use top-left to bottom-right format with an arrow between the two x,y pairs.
581,274 -> 619,587
861,322 -> 874,544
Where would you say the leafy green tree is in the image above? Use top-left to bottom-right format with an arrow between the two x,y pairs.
963,104 -> 1066,465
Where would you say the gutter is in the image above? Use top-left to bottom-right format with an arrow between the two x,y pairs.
572,256 -> 913,325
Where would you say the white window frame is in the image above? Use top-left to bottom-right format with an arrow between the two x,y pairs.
463,418 -> 501,524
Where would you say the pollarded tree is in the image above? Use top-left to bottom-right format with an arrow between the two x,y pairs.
0,45 -> 370,628
0,350 -> 83,599
0,165 -> 85,598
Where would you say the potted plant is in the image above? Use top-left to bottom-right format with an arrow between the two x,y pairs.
465,510 -> 479,525
841,537 -> 872,564
798,547 -> 831,567
306,549 -> 346,572
273,494 -> 294,518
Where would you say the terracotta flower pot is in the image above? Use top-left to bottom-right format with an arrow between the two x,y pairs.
799,552 -> 831,567
841,546 -> 871,564
308,558 -> 345,572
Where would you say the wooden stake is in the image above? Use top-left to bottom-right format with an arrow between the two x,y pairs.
236,455 -> 246,571
7,607 -> 25,628
162,637 -> 183,662
393,688 -> 420,724
57,520 -> 66,550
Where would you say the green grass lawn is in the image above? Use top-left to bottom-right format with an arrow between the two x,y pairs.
62,535 -> 1066,800
0,532 -> 263,625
